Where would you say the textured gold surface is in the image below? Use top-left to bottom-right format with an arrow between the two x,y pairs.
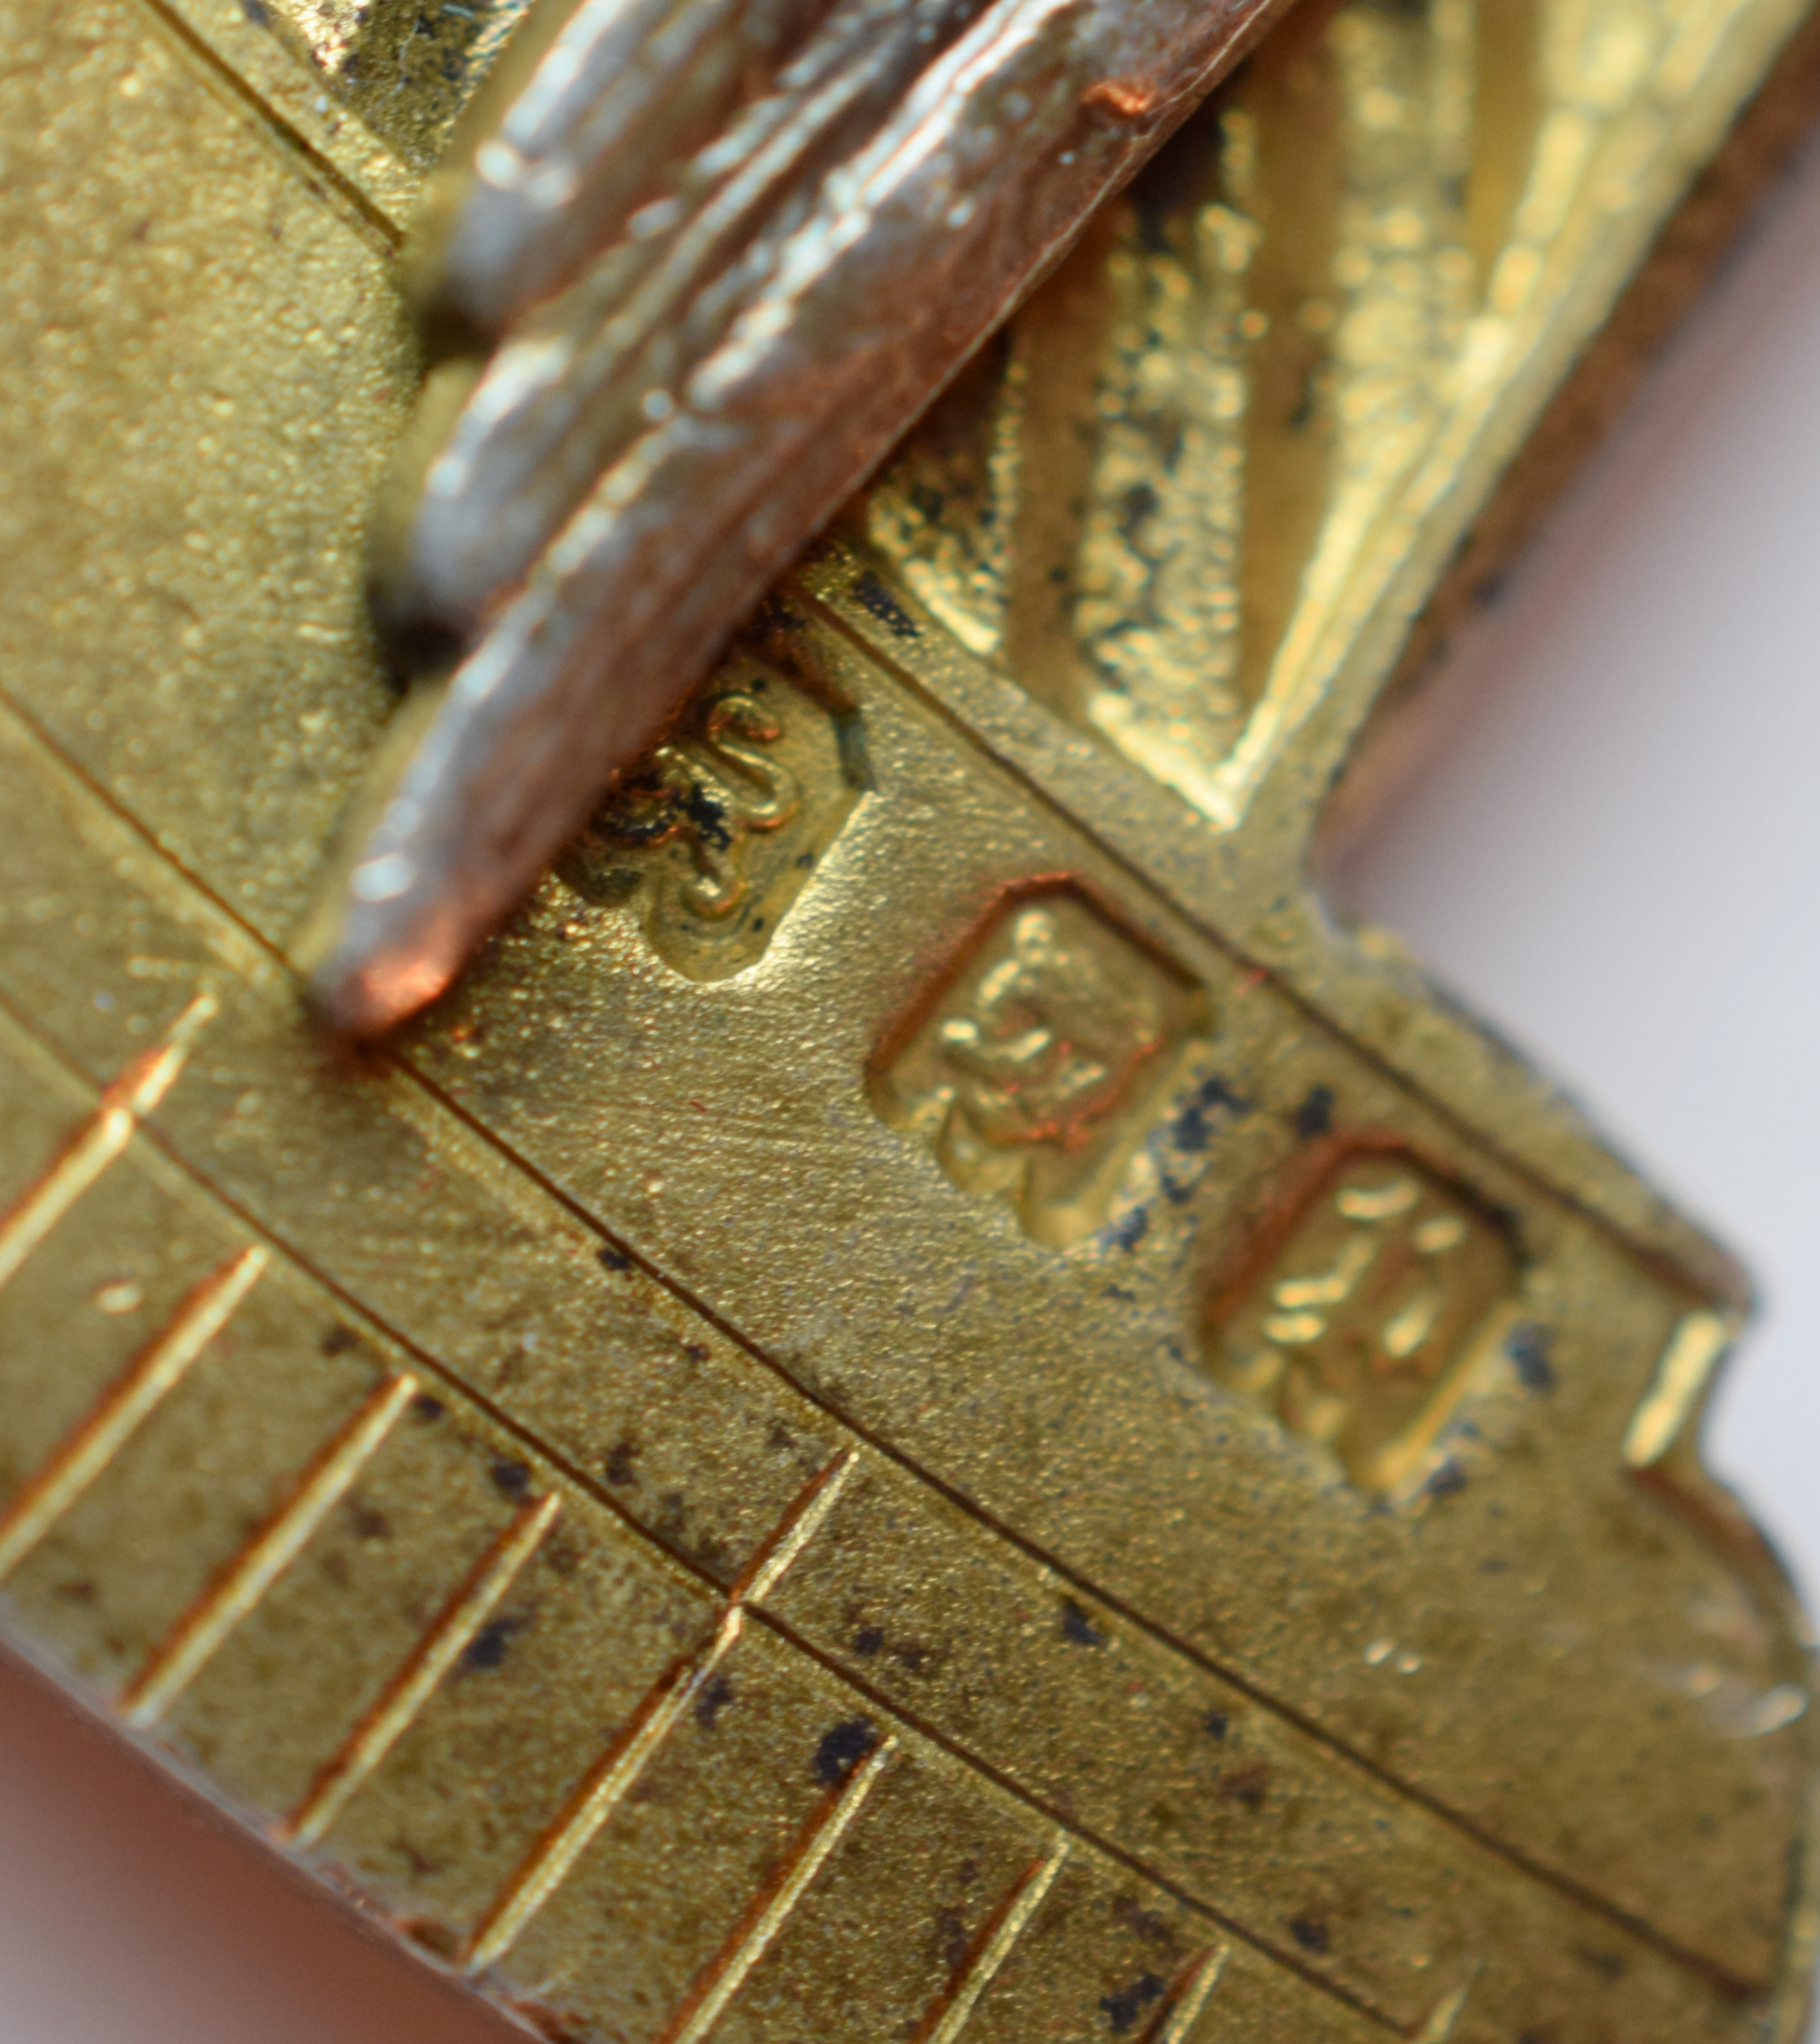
0,1 -> 1816,2040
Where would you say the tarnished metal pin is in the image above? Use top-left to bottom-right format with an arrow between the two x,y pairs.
301,0 -> 1294,1032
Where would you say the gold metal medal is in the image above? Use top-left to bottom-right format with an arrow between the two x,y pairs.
0,1 -> 1817,2040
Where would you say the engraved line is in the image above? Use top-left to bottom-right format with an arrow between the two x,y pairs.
0,719 -> 1745,1999
284,1489 -> 562,1849
0,942 -> 1691,2022
0,749 -> 1404,2036
0,1242 -> 266,1583
0,709 -> 1749,2008
123,1371 -> 418,1727
914,1836 -> 1072,2044
0,989 -> 216,1294
660,1735 -> 897,2044
397,1018 -> 1763,2005
133,0 -> 406,248
0,880 -> 1500,2038
1142,1943 -> 1230,2044
464,1609 -> 747,1974
750,1592 -> 1393,2033
465,1450 -> 858,1973
734,1447 -> 859,1605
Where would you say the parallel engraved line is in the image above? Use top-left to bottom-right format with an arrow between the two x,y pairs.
0,988 -> 216,1293
124,1371 -> 418,1727
285,1489 -> 563,1849
0,1243 -> 266,1583
464,1449 -> 860,1973
734,1448 -> 859,1606
914,1836 -> 1072,2044
660,1735 -> 897,2044
1142,1944 -> 1230,2044
465,1608 -> 747,1974
136,0 -> 408,246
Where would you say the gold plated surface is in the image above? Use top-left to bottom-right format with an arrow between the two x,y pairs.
0,1 -> 1817,2040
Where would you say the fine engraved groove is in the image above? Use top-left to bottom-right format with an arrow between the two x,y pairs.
658,1733 -> 897,2044
1410,1965 -> 1481,2043
464,1449 -> 856,1971
734,1446 -> 859,1605
1141,1943 -> 1230,2044
310,0 -> 1289,1032
0,988 -> 216,1293
465,1608 -> 750,1973
123,1373 -> 420,1727
0,1245 -> 268,1584
133,0 -> 407,248
913,1835 -> 1072,2044
284,1489 -> 563,1849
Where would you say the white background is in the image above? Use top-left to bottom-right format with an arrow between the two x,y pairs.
1,125 -> 1818,2044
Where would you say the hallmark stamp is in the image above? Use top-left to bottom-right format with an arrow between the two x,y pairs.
554,656 -> 862,980
1210,1152 -> 1515,1495
876,889 -> 1208,1246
